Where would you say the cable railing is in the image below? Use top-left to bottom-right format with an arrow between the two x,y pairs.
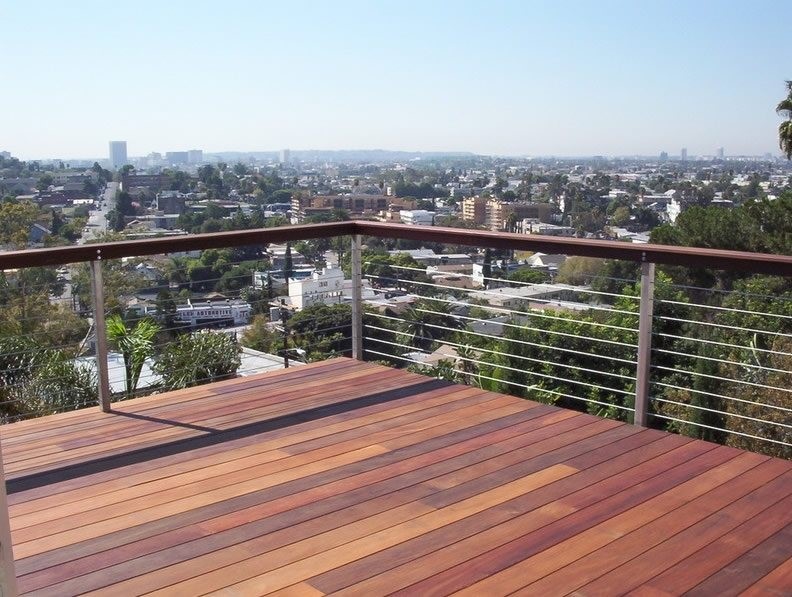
0,220 -> 790,459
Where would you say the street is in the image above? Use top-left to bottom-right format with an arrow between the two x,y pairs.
78,180 -> 118,244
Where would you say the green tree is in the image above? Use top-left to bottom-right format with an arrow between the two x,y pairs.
0,200 -> 39,248
17,353 -> 98,416
508,268 -> 550,284
106,315 -> 161,398
153,331 -> 241,390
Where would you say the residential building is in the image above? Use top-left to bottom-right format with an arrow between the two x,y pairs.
121,173 -> 172,194
486,200 -> 554,231
461,196 -> 487,225
174,299 -> 252,327
288,266 -> 344,310
156,191 -> 187,214
522,221 -> 576,236
290,194 -> 415,221
468,283 -> 582,309
267,244 -> 307,270
108,141 -> 128,169
399,209 -> 435,226
279,149 -> 291,164
28,223 -> 51,245
526,253 -> 567,269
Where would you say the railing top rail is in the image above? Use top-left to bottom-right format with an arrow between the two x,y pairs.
0,221 -> 354,269
356,222 -> 792,276
0,220 -> 790,275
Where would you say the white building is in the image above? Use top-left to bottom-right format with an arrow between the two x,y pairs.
399,209 -> 435,226
522,221 -> 576,236
109,141 -> 128,169
288,266 -> 344,310
174,299 -> 252,327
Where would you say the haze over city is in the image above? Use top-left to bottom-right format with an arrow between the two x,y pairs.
3,0 -> 791,160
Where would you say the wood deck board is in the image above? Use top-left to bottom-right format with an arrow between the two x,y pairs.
0,358 -> 786,596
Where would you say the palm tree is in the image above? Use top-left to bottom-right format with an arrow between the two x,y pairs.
401,299 -> 465,352
454,344 -> 479,387
401,306 -> 435,351
778,80 -> 792,160
106,314 -> 161,398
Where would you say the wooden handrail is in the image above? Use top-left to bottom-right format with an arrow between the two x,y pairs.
356,222 -> 792,276
0,220 -> 790,275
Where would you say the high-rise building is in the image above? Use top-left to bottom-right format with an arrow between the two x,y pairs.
109,141 -> 128,169
461,196 -> 487,225
165,151 -> 189,165
717,147 -> 724,159
680,147 -> 688,161
187,149 -> 203,164
279,149 -> 291,164
659,151 -> 668,161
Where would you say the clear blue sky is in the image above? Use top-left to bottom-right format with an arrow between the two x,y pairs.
3,0 -> 790,160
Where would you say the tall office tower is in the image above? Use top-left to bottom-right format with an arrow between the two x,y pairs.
279,148 -> 291,164
109,141 -> 128,168
187,149 -> 203,164
165,151 -> 189,165
717,147 -> 724,159
680,147 -> 688,161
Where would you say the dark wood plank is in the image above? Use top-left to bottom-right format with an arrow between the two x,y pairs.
740,558 -> 792,597
684,525 -> 792,596
635,493 -> 792,595
574,472 -> 792,595
510,457 -> 790,596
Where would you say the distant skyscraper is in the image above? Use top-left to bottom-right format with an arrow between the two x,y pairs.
680,147 -> 688,161
717,147 -> 724,159
109,141 -> 128,168
279,149 -> 291,164
165,151 -> 189,165
659,151 -> 668,161
187,149 -> 203,164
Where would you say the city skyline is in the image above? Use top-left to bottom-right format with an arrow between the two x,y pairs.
3,0 -> 791,160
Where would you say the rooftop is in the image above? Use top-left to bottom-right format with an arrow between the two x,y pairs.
2,358 -> 789,595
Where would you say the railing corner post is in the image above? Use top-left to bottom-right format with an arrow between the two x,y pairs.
634,260 -> 656,427
89,258 -> 112,412
351,234 -> 364,360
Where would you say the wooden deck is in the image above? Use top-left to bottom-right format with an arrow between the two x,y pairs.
1,358 -> 790,596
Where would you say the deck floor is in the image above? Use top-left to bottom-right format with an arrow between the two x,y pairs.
1,358 -> 790,596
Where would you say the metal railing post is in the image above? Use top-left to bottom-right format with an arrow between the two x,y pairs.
89,256 -> 112,412
351,234 -> 364,360
634,260 -> 656,427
